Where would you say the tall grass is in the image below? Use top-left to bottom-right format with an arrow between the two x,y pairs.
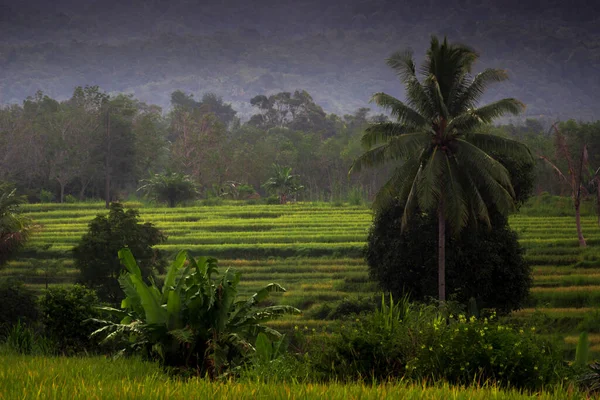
0,354 -> 585,399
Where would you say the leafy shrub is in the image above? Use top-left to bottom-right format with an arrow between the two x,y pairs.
311,296 -> 570,389
92,249 -> 301,378
0,279 -> 38,335
39,189 -> 54,203
64,194 -> 77,203
347,187 -> 365,206
311,295 -> 427,381
73,203 -> 167,304
4,320 -> 54,355
39,285 -> 102,354
366,204 -> 532,313
406,313 -> 570,390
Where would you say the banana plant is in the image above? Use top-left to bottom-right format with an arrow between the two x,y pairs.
90,248 -> 301,377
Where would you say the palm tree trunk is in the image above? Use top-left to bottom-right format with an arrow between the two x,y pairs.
438,200 -> 446,302
575,200 -> 587,247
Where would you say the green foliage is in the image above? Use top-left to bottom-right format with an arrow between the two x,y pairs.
39,285 -> 102,355
0,186 -> 31,267
39,189 -> 54,203
0,279 -> 38,335
350,36 -> 533,301
91,249 -> 301,378
64,194 -> 77,204
138,172 -> 198,207
405,314 -> 569,390
262,164 -> 304,204
73,203 -> 167,304
313,296 -> 569,389
366,202 -> 532,313
575,332 -> 590,369
5,321 -> 35,354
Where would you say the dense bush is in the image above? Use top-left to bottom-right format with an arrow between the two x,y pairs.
406,314 -> 570,390
311,296 -> 427,381
39,285 -> 103,354
311,296 -> 571,389
366,206 -> 532,313
0,279 -> 38,335
73,203 -> 167,304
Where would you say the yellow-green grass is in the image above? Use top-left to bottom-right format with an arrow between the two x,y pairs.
0,353 -> 583,400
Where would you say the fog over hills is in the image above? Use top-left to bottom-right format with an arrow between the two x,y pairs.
1,0 -> 599,120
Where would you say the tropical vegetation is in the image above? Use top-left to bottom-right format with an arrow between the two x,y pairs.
350,36 -> 533,301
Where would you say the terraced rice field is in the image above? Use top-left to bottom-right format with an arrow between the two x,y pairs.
6,201 -> 600,349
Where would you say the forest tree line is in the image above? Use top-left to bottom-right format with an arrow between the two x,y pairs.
0,85 -> 598,203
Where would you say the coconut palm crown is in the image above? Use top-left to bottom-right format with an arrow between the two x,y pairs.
350,36 -> 533,301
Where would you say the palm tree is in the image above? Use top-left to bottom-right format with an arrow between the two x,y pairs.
262,164 -> 304,204
138,172 -> 198,207
0,186 -> 31,266
350,36 -> 532,302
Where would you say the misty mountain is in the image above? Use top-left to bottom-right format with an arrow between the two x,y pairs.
0,0 -> 599,119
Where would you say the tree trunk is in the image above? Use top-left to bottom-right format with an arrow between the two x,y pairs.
438,201 -> 446,302
59,183 -> 65,204
575,200 -> 587,247
105,110 -> 111,209
596,183 -> 600,227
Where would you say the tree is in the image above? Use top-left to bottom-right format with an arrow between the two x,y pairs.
138,172 -> 198,207
540,123 -> 589,246
0,185 -> 30,267
73,203 -> 167,303
350,36 -> 532,301
366,149 -> 535,313
262,164 -> 304,204
92,249 -> 301,377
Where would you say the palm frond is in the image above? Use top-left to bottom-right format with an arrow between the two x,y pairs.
442,156 -> 469,234
371,156 -> 421,211
386,50 -> 418,84
417,147 -> 444,212
455,139 -> 514,196
360,122 -> 413,149
349,133 -> 427,174
469,98 -> 525,123
370,93 -> 427,127
450,69 -> 509,114
465,133 -> 533,163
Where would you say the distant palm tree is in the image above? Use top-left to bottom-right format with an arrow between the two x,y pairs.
138,172 -> 198,207
262,164 -> 304,204
350,36 -> 532,301
0,186 -> 31,266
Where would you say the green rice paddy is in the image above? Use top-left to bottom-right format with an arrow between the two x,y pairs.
8,201 -> 600,351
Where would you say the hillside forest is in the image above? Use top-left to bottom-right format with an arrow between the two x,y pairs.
1,85 -> 598,205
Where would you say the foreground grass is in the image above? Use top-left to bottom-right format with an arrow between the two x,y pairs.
0,354 -> 585,399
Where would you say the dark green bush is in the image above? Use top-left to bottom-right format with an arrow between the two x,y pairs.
39,285 -> 103,354
406,313 -> 570,390
310,297 -> 570,389
0,279 -> 38,335
73,203 -> 167,304
366,205 -> 532,314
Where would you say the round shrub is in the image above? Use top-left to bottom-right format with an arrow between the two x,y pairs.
73,202 -> 167,304
39,284 -> 103,354
366,205 -> 532,313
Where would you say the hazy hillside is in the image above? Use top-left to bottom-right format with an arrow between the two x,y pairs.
1,0 -> 599,119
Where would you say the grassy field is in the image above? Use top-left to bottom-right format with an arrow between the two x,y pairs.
6,200 -> 600,350
0,352 -> 584,399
